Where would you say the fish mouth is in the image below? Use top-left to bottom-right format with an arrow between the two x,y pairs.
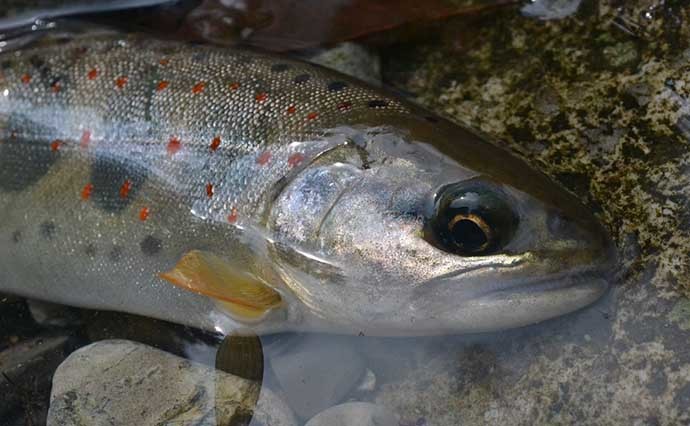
448,269 -> 610,333
406,266 -> 609,334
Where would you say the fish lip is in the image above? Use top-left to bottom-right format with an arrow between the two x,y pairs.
438,269 -> 611,333
493,267 -> 611,296
416,264 -> 610,310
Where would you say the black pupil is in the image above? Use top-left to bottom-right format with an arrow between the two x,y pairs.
451,219 -> 488,252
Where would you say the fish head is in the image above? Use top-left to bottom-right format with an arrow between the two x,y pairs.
268,118 -> 615,336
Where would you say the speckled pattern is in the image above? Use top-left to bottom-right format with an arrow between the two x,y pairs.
375,0 -> 690,423
0,31 -> 616,337
0,32 -> 411,334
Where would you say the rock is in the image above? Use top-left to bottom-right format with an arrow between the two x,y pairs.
521,0 -> 583,20
304,402 -> 398,426
268,334 -> 366,419
0,294 -> 41,345
0,334 -> 77,425
26,299 -> 81,328
48,339 -> 296,426
356,369 -> 377,393
306,42 -> 381,86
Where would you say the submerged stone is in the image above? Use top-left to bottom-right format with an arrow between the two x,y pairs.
47,339 -> 296,426
269,334 -> 366,419
304,402 -> 398,426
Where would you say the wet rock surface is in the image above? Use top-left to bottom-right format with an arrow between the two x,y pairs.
373,0 -> 690,423
1,334 -> 78,426
304,402 -> 399,426
305,42 -> 382,86
268,334 -> 367,420
47,339 -> 297,426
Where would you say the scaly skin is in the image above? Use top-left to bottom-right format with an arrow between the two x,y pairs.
0,33 -> 613,336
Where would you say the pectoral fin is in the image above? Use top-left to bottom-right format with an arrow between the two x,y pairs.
160,250 -> 282,321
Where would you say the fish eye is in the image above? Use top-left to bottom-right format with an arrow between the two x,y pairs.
424,183 -> 519,256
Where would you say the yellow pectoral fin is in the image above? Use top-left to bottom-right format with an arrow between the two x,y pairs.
160,250 -> 282,321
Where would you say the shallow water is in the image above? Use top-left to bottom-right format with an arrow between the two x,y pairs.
1,1 -> 690,425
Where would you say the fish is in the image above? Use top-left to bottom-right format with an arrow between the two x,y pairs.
0,32 -> 615,336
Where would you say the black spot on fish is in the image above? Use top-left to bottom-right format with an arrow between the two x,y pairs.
192,52 -> 207,62
140,235 -> 162,256
327,81 -> 347,92
0,136 -> 57,192
293,74 -> 310,84
367,99 -> 389,108
39,221 -> 56,240
11,230 -> 21,243
90,156 -> 147,213
72,46 -> 88,57
108,245 -> 123,262
28,55 -> 51,80
54,36 -> 73,45
85,243 -> 97,257
270,63 -> 290,73
424,115 -> 439,123
28,55 -> 45,70
238,56 -> 253,65
158,46 -> 177,56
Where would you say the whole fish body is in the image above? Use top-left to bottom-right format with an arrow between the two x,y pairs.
0,33 -> 614,336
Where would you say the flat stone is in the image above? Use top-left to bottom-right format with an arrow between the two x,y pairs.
268,334 -> 366,419
304,402 -> 398,426
48,339 -> 296,426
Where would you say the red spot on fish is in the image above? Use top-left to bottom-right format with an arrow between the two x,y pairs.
192,82 -> 205,94
115,76 -> 128,89
51,81 -> 61,93
337,101 -> 352,111
255,92 -> 268,102
286,105 -> 296,115
307,112 -> 318,121
287,153 -> 304,168
210,136 -> 221,151
81,183 -> 93,200
139,207 -> 150,221
229,82 -> 240,91
159,58 -> 169,66
119,180 -> 132,199
50,140 -> 63,152
256,151 -> 271,165
21,74 -> 31,84
87,68 -> 99,80
80,130 -> 91,148
156,80 -> 169,91
227,207 -> 238,224
167,137 -> 181,155
206,183 -> 214,198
